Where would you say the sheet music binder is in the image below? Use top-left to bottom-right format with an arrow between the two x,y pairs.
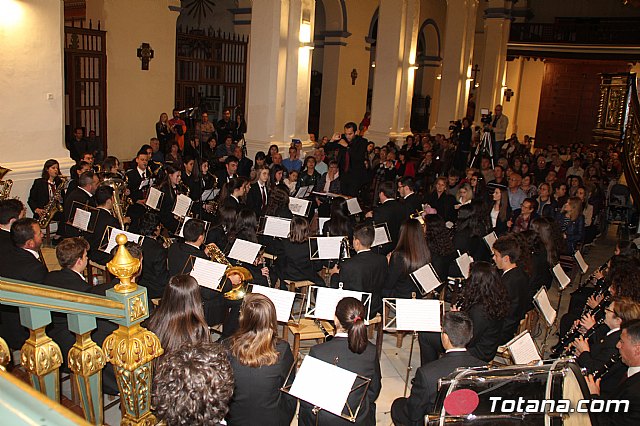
504,330 -> 542,365
309,236 -> 350,260
182,256 -> 228,292
177,216 -> 211,238
409,263 -> 442,296
66,201 -> 99,233
248,284 -> 305,325
280,353 -> 372,422
305,285 -> 371,323
382,298 -> 443,332
145,187 -> 165,211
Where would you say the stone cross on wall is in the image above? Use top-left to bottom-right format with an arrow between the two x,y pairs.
137,43 -> 154,71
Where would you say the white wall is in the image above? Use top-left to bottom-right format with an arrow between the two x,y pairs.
0,0 -> 74,208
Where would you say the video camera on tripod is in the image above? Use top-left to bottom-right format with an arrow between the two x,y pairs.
480,108 -> 493,126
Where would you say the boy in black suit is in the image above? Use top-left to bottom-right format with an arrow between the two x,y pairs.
61,170 -> 98,238
365,181 -> 404,255
329,223 -> 388,317
398,177 -> 422,220
0,199 -> 24,252
392,312 -> 485,425
85,185 -> 120,266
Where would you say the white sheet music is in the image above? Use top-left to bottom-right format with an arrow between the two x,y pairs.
346,197 -> 362,215
318,217 -> 330,235
139,178 -> 150,190
483,231 -> 498,251
552,264 -> 571,289
228,239 -> 262,264
371,225 -> 390,247
295,185 -> 314,199
316,237 -> 344,260
103,229 -> 143,253
72,208 -> 91,232
574,251 -> 589,274
250,286 -> 295,323
507,331 -> 541,365
534,287 -> 557,326
190,258 -> 228,290
455,253 -> 473,279
410,264 -> 441,294
289,356 -> 357,417
263,216 -> 291,238
146,187 -> 162,210
313,286 -> 367,320
289,197 -> 310,216
172,194 -> 192,218
200,188 -> 218,202
395,299 -> 442,332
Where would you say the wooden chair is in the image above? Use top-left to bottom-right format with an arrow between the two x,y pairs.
287,318 -> 335,359
284,280 -> 313,299
86,261 -> 111,285
367,313 -> 384,359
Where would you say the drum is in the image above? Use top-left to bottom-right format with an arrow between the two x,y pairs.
427,360 -> 594,425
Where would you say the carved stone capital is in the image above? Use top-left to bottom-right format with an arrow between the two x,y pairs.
68,333 -> 106,376
20,327 -> 62,376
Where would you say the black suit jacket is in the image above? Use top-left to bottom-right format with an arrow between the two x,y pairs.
424,191 -> 457,223
158,184 -> 180,234
226,340 -> 296,426
125,168 -> 151,203
595,372 -> 640,425
28,178 -> 57,214
404,351 -> 485,424
578,327 -> 624,396
276,240 -> 324,287
402,193 -> 423,219
0,229 -> 12,253
499,266 -> 530,344
246,182 -> 268,219
215,170 -> 238,189
298,337 -> 381,426
372,199 -> 405,254
466,304 -> 503,362
85,208 -> 119,265
140,237 -> 170,300
330,250 -> 388,317
61,187 -> 93,238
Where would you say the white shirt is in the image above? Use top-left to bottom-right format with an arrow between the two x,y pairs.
335,332 -> 348,338
446,348 -> 467,353
72,269 -> 87,282
80,186 -> 93,198
628,366 -> 640,378
356,249 -> 371,254
606,327 -> 620,336
24,248 -> 40,259
490,208 -> 499,228
137,167 -> 147,178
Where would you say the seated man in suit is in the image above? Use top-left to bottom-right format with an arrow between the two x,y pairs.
44,237 -> 92,367
365,180 -> 404,255
0,198 -> 25,252
587,318 -> 640,426
65,159 -> 92,196
61,170 -> 99,238
168,218 -> 225,326
391,312 -> 485,426
329,223 -> 388,317
398,177 -> 423,220
138,211 -> 170,303
492,234 -> 531,344
84,185 -> 120,266
0,218 -> 48,349
125,148 -> 153,232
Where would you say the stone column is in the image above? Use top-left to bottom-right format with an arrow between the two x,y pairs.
245,0 -> 316,158
431,0 -> 479,135
475,1 -> 512,123
367,0 -> 420,145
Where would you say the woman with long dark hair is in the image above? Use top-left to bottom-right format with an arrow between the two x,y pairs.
322,197 -> 354,242
227,208 -> 270,287
276,217 -> 325,288
155,164 -> 182,234
225,293 -> 296,426
490,186 -> 511,236
453,200 -> 492,262
146,275 -> 210,356
298,297 -> 381,426
424,214 -> 457,280
384,219 -> 431,298
264,185 -> 293,219
269,164 -> 286,188
28,159 -> 64,221
206,204 -> 237,247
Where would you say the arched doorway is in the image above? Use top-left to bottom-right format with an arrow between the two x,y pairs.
412,18 -> 442,132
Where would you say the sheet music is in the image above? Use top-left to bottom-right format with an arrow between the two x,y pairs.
263,216 -> 291,238
313,286 -> 367,320
318,217 -> 329,234
455,253 -> 473,279
574,251 -> 589,274
371,225 -> 390,247
139,178 -> 150,190
346,197 -> 362,215
395,299 -> 442,332
201,188 -> 218,202
506,331 -> 541,365
483,231 -> 498,251
552,263 -> 571,289
172,194 -> 192,218
103,229 -> 143,253
178,217 -> 210,238
289,356 -> 357,417
72,208 -> 91,232
146,187 -> 162,210
190,258 -> 228,290
228,239 -> 262,264
534,287 -> 557,326
316,237 -> 344,260
289,197 -> 310,216
294,185 -> 314,199
250,286 -> 295,323
410,264 -> 441,294
633,237 -> 640,248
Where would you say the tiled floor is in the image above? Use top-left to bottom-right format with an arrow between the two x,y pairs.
58,225 -> 624,425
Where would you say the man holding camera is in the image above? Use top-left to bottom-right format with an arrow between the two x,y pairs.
489,104 -> 508,159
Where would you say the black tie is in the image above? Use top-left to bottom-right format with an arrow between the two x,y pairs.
261,185 -> 267,209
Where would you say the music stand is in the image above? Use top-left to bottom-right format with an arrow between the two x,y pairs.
281,354 -> 371,422
294,185 -> 315,199
66,201 -> 99,233
258,216 -> 291,238
533,286 -> 558,357
410,263 -> 442,297
383,295 -> 443,395
145,187 -> 164,211
305,284 -> 371,323
309,236 -> 350,260
504,330 -> 542,365
172,193 -> 193,218
177,216 -> 211,238
289,197 -> 311,217
371,223 -> 391,248
183,256 -> 228,292
99,226 -> 144,254
249,284 -> 305,326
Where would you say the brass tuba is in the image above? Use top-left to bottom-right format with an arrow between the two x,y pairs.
204,243 -> 251,300
0,166 -> 13,200
100,177 -> 128,229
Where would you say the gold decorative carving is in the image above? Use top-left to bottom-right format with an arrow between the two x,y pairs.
20,327 -> 63,376
102,324 -> 163,371
0,336 -> 10,369
107,234 -> 141,293
128,295 -> 147,322
68,333 -> 106,376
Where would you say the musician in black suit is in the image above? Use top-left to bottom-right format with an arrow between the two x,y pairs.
156,165 -> 182,235
168,218 -> 225,326
423,177 -> 457,223
325,122 -> 369,197
60,170 -> 98,238
276,217 -> 325,288
492,234 -> 532,344
84,185 -> 120,266
27,159 -> 64,221
44,238 -> 92,367
329,223 -> 388,317
0,199 -> 24,252
365,181 -> 405,255
587,319 -> 640,426
125,149 -> 153,231
0,218 -> 48,349
299,298 -> 381,426
220,177 -> 249,214
398,177 -> 423,220
138,211 -> 170,302
216,155 -> 239,188
246,167 -> 270,219
392,312 -> 486,426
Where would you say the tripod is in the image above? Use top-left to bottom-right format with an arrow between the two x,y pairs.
469,130 -> 495,169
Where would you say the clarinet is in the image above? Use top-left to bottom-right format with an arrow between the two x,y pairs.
577,260 -> 610,290
314,319 -> 333,341
554,297 -> 611,358
262,257 -> 272,288
592,353 -> 622,380
560,316 -> 605,357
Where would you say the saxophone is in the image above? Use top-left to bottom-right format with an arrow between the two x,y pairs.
38,177 -> 68,228
0,165 -> 13,200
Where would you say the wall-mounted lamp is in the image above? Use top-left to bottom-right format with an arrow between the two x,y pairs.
436,74 -> 442,80
371,61 -> 376,68
409,64 -> 419,70
299,21 -> 314,49
0,0 -> 23,26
